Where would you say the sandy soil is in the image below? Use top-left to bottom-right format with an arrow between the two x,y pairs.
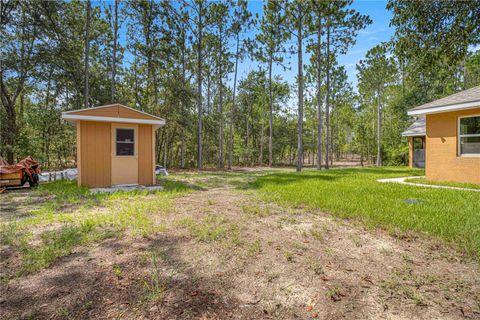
1,184 -> 479,319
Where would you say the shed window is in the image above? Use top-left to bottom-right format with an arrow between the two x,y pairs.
459,116 -> 480,155
116,128 -> 135,156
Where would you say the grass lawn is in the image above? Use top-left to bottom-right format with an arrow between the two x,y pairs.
249,167 -> 480,257
3,166 -> 478,277
0,179 -> 191,275
404,177 -> 480,190
2,166 -> 480,319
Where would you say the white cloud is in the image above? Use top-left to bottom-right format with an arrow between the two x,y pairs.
358,27 -> 389,35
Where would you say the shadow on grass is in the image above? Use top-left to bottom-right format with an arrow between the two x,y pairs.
157,177 -> 204,192
3,234 -> 242,319
2,179 -> 198,223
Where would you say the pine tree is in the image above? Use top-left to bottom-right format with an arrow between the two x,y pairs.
109,0 -> 119,103
228,0 -> 252,170
84,0 -> 91,108
255,0 -> 288,167
209,2 -> 232,169
323,0 -> 370,168
285,0 -> 310,172
357,43 -> 396,166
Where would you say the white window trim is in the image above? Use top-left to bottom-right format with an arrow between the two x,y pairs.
458,115 -> 480,157
115,128 -> 136,157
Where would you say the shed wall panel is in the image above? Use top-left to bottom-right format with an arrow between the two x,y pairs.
68,105 -> 159,120
118,108 -> 156,120
71,106 -> 119,117
76,121 -> 82,186
138,124 -> 154,185
79,121 -> 112,187
426,107 -> 480,184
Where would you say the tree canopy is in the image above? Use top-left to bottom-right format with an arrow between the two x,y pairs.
1,0 -> 479,169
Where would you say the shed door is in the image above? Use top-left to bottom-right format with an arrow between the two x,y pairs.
111,124 -> 138,185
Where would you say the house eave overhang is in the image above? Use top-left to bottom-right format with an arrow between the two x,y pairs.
401,132 -> 425,137
61,114 -> 166,129
407,100 -> 480,116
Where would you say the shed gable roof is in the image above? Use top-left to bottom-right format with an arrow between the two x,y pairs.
62,104 -> 165,127
408,85 -> 480,115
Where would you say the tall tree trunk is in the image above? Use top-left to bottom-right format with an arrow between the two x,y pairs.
111,0 -> 118,103
218,24 -> 224,169
259,121 -> 264,165
42,69 -> 54,166
296,7 -> 303,172
400,56 -> 405,96
2,108 -> 16,163
330,113 -> 334,166
268,57 -> 273,167
197,2 -> 203,171
377,88 -> 382,166
164,131 -> 168,168
180,29 -> 186,169
372,108 -> 375,164
228,33 -> 240,170
181,136 -> 185,168
316,16 -> 322,170
0,83 -> 17,163
206,74 -> 211,113
84,0 -> 91,108
324,22 -> 331,169
156,130 -> 161,163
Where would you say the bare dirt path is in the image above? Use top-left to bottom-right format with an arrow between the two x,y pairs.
2,185 -> 479,319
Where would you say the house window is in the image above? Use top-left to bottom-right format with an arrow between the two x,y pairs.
116,128 -> 135,156
459,116 -> 480,155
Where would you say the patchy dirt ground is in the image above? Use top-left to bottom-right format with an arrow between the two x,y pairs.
1,174 -> 480,319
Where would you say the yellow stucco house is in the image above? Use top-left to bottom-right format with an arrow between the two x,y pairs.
402,85 -> 480,184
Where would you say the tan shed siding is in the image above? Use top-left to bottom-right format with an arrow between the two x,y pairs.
76,121 -> 82,186
118,107 -> 156,120
70,106 -> 120,117
152,125 -> 156,184
79,121 -> 112,187
138,124 -> 154,185
426,108 -> 480,184
68,105 -> 159,120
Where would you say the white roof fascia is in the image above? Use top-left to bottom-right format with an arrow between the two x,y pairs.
62,114 -> 166,126
62,104 -> 165,121
408,100 -> 480,116
401,132 -> 425,137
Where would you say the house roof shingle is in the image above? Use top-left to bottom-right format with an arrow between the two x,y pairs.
401,118 -> 426,137
408,85 -> 480,115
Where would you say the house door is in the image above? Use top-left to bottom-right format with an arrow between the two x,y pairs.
111,124 -> 139,185
413,137 -> 425,168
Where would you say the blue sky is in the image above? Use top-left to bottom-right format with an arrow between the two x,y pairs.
237,0 -> 394,93
106,0 -> 394,93
337,1 -> 394,89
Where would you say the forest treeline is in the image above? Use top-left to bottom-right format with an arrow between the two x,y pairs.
1,0 -> 480,170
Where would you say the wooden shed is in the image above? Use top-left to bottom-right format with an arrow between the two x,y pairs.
62,104 -> 165,188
